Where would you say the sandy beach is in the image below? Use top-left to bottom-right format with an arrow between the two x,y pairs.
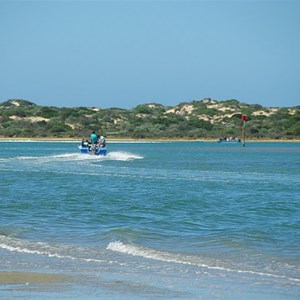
0,271 -> 68,285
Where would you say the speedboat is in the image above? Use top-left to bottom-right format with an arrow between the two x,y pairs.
78,145 -> 107,156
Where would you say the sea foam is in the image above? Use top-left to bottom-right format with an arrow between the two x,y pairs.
0,235 -> 105,263
106,241 -> 300,283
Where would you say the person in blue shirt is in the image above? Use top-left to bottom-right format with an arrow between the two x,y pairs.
90,130 -> 98,144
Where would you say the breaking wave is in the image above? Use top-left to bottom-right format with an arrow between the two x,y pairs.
1,234 -> 299,283
0,234 -> 104,263
106,241 -> 300,283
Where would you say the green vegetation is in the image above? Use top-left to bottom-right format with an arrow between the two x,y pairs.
0,98 -> 299,140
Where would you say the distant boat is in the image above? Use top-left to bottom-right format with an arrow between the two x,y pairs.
217,138 -> 241,143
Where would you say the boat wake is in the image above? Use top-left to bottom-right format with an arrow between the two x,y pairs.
105,151 -> 143,161
6,151 -> 143,163
50,151 -> 143,162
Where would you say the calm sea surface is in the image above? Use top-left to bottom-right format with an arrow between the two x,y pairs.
0,141 -> 299,299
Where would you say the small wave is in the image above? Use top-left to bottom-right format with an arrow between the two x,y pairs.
106,241 -> 300,283
0,235 -> 104,263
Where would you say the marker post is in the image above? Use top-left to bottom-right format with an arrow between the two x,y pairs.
241,115 -> 248,147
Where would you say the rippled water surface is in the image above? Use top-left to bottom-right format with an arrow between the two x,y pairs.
0,141 -> 299,299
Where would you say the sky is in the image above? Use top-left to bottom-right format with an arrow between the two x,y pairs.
1,0 -> 299,109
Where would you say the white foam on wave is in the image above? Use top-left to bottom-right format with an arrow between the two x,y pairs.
45,151 -> 143,163
10,151 -> 143,163
0,235 -> 104,263
49,153 -> 102,162
1,234 -> 299,283
106,241 -> 300,283
105,151 -> 143,161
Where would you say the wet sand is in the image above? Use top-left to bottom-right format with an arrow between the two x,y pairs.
0,271 -> 68,285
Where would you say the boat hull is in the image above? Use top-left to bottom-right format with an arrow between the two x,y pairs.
78,145 -> 107,156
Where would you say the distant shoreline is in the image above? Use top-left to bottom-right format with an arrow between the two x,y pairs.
0,137 -> 299,143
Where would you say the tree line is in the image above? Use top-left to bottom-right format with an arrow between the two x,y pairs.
0,98 -> 299,140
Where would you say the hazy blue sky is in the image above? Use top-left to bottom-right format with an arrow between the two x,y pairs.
1,0 -> 299,109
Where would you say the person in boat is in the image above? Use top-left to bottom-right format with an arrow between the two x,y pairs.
90,130 -> 98,145
97,133 -> 107,148
81,139 -> 90,147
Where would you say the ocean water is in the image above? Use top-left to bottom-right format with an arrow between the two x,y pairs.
0,141 -> 299,299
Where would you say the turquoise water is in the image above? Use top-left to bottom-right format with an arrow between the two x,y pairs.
0,141 -> 299,299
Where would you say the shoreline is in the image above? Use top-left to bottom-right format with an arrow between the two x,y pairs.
0,271 -> 68,285
0,137 -> 299,143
